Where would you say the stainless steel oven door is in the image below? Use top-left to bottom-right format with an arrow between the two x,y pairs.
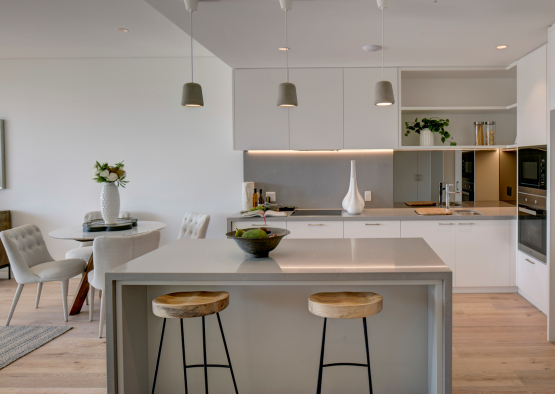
518,198 -> 547,264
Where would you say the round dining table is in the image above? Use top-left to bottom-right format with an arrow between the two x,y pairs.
49,221 -> 166,315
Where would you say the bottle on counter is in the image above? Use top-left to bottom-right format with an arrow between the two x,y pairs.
253,189 -> 258,207
258,189 -> 264,205
485,121 -> 496,145
474,121 -> 485,146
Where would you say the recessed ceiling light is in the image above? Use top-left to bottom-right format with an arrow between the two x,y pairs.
363,45 -> 382,52
117,28 -> 129,33
279,47 -> 290,51
497,45 -> 508,49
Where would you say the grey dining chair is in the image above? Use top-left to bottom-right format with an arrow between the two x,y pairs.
1,225 -> 87,325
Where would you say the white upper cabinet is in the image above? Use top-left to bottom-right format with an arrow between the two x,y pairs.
344,68 -> 399,149
234,69 -> 289,150
288,68 -> 344,150
517,44 -> 547,146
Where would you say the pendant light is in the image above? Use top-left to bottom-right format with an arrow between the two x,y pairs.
182,0 -> 204,107
277,0 -> 298,107
374,0 -> 395,106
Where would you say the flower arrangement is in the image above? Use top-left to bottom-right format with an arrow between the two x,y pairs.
405,117 -> 457,146
93,161 -> 128,188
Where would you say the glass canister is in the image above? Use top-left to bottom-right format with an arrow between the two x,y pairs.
474,121 -> 485,145
485,121 -> 496,145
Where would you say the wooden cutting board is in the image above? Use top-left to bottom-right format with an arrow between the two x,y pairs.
405,201 -> 437,206
415,208 -> 453,215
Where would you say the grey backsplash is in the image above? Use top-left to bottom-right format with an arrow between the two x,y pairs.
243,151 -> 394,209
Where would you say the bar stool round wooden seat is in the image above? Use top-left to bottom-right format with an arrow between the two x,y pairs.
151,291 -> 239,394
308,292 -> 383,394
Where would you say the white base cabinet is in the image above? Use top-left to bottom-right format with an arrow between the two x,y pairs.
401,221 -> 457,286
232,221 -> 287,231
287,221 -> 343,239
344,221 -> 400,238
455,220 -> 511,287
516,251 -> 548,314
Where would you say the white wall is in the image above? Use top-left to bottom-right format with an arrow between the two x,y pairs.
0,57 -> 242,262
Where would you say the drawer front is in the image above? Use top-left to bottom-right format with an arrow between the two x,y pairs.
344,221 -> 400,238
232,221 -> 287,232
287,221 -> 344,239
517,251 -> 548,313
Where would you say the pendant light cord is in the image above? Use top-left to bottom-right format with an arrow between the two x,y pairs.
381,7 -> 384,81
190,10 -> 194,82
285,9 -> 289,83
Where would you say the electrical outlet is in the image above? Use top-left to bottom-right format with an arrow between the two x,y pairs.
365,191 -> 372,201
266,191 -> 276,202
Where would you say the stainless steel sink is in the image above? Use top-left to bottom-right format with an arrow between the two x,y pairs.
452,210 -> 483,216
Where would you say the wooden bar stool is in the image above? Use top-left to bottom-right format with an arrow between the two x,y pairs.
308,291 -> 383,394
151,291 -> 239,394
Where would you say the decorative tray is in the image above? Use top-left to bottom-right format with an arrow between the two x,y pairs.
83,218 -> 138,232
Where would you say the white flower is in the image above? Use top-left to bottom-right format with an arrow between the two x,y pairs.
93,169 -> 100,175
99,170 -> 110,178
93,163 -> 97,169
107,173 -> 118,182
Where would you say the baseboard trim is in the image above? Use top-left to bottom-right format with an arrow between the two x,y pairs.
517,288 -> 548,314
453,286 -> 518,294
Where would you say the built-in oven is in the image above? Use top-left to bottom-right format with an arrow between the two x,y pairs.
518,146 -> 547,196
518,193 -> 547,264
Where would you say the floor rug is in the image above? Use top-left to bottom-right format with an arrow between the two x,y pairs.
0,326 -> 72,369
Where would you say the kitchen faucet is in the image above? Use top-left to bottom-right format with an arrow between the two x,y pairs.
445,183 -> 462,209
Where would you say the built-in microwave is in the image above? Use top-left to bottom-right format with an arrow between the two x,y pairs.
518,146 -> 547,195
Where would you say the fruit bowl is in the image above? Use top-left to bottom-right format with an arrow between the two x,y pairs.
225,227 -> 291,258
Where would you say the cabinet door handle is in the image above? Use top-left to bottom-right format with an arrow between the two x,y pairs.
439,223 -> 454,225
459,223 -> 474,225
525,258 -> 535,265
365,223 -> 381,226
251,224 -> 263,226
308,224 -> 324,226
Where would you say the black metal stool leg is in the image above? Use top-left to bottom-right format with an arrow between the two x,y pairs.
151,318 -> 166,394
363,317 -> 373,394
180,319 -> 189,394
316,318 -> 327,394
216,313 -> 239,394
202,316 -> 209,394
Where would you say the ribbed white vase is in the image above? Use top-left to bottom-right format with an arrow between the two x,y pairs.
100,182 -> 120,224
342,160 -> 365,215
420,128 -> 434,146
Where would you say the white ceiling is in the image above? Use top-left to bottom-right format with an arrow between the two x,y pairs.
144,0 -> 555,68
0,0 -> 213,58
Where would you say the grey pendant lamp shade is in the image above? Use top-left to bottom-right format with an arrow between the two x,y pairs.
182,0 -> 204,107
277,0 -> 297,107
374,0 -> 395,106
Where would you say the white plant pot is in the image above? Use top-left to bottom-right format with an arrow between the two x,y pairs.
100,182 -> 120,224
419,128 -> 434,146
342,160 -> 365,215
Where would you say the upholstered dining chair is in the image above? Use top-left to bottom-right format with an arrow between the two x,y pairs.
178,212 -> 210,239
1,225 -> 87,326
65,210 -> 131,262
89,230 -> 160,338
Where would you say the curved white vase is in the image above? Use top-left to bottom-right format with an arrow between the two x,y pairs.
342,160 -> 365,215
100,182 -> 120,224
420,128 -> 434,146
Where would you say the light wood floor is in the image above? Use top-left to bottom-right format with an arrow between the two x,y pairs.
1,278 -> 554,393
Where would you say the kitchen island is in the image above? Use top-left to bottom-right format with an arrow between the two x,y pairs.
106,238 -> 452,394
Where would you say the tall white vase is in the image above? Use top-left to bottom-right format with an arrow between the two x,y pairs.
420,128 -> 434,146
100,182 -> 120,224
342,160 -> 365,215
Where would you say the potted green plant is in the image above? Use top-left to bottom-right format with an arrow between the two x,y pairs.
404,117 -> 457,146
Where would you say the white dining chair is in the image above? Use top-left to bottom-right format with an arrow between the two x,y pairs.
1,225 -> 87,326
65,210 -> 131,262
89,230 -> 160,338
178,212 -> 210,239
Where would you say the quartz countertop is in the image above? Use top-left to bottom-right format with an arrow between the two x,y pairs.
107,238 -> 451,282
228,203 -> 517,224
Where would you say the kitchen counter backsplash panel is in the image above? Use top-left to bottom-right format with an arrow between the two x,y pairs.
243,150 -> 394,209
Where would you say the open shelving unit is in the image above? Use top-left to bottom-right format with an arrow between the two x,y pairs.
399,68 -> 517,149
